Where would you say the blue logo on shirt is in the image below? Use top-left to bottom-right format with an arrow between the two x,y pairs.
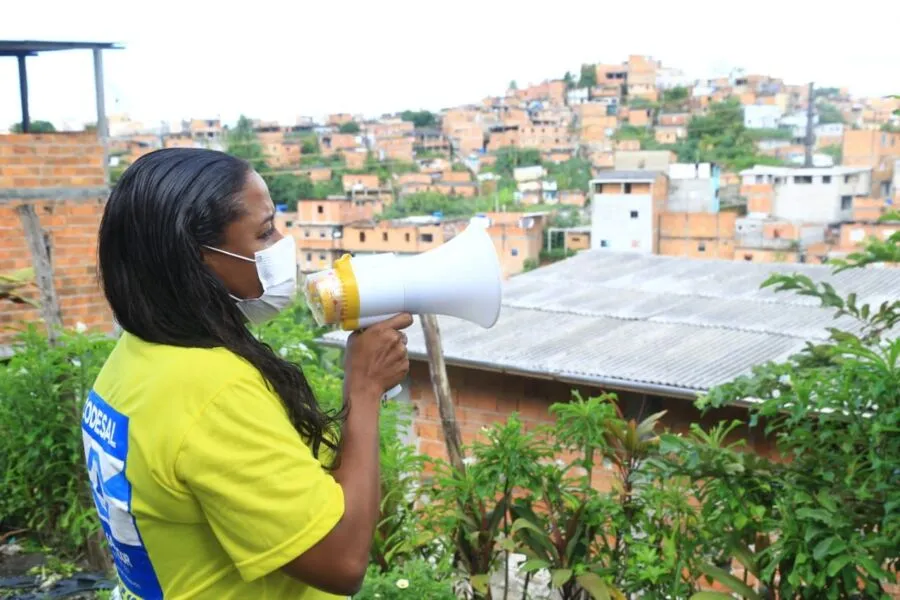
82,390 -> 162,599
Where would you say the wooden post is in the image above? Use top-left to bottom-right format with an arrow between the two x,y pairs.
17,204 -> 62,344
420,314 -> 466,474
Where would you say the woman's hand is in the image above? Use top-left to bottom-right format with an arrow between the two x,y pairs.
344,313 -> 413,401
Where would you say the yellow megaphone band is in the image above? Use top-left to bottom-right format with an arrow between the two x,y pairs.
333,254 -> 361,330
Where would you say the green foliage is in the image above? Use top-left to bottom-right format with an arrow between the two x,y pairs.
226,115 -> 267,172
11,120 -> 56,133
355,558 -> 456,600
694,253 -> 900,598
381,191 -> 491,220
578,64 -> 597,89
400,110 -> 437,129
0,326 -> 116,554
546,157 -> 591,191
613,124 -> 661,150
814,87 -> 841,99
339,121 -> 361,134
563,71 -> 576,90
300,135 -> 319,154
627,97 -> 657,110
522,258 -> 539,273
661,86 -> 689,107
508,80 -> 518,91
539,248 -> 576,263
821,144 -> 843,165
491,147 -> 541,179
675,100 -> 786,170
817,102 -> 844,124
265,173 -> 314,209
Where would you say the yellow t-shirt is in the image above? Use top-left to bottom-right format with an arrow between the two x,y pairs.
80,332 -> 346,599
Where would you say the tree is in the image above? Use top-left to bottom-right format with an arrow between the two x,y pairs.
509,80 -> 518,91
563,71 -> 576,91
546,157 -> 591,191
661,86 -> 689,108
821,144 -> 843,164
226,115 -> 267,172
339,121 -> 361,134
817,102 -> 844,124
11,120 -> 56,133
265,174 -> 314,209
578,64 -> 597,89
492,147 -> 541,179
400,110 -> 437,129
675,99 -> 785,170
300,135 -> 319,154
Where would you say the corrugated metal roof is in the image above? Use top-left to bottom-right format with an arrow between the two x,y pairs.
320,251 -> 900,397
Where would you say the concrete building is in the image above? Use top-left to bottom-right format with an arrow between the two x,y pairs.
614,150 -> 677,172
842,130 -> 900,199
667,163 -> 721,213
567,88 -> 590,105
739,166 -> 872,224
743,105 -> 783,130
590,171 -> 668,253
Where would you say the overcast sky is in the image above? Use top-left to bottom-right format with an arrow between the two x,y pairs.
1,0 -> 898,131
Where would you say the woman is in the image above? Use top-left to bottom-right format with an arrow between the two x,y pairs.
83,147 -> 411,599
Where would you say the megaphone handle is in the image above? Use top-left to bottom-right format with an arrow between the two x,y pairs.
381,383 -> 402,406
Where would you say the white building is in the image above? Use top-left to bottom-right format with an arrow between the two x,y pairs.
656,67 -> 692,90
743,105 -> 784,130
513,165 -> 546,183
589,171 -> 665,253
668,163 -> 721,213
740,166 -> 872,224
780,112 -> 818,139
567,88 -> 590,105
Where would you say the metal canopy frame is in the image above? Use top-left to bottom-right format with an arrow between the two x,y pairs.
1,40 -> 122,135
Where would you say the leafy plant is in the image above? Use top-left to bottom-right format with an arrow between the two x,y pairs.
425,414 -> 548,599
0,326 -> 115,555
354,557 -> 457,600
695,245 -> 900,599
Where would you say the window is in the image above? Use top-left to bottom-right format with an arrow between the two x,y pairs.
304,230 -> 310,238
511,248 -> 519,256
600,240 -> 609,248
571,236 -> 581,242
841,195 -> 853,211
755,175 -> 764,184
285,220 -> 294,228
420,233 -> 434,243
630,210 -> 639,219
698,242 -> 706,252
319,231 -> 326,238
743,253 -> 753,261
844,175 -> 851,183
822,175 -> 831,184
319,254 -> 325,260
794,176 -> 813,184
405,233 -> 411,242
359,232 -> 366,242
382,232 -> 388,242
317,205 -> 324,214
624,183 -> 633,194
306,253 -> 312,261
850,228 -> 865,242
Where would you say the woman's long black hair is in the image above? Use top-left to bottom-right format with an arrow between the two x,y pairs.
98,148 -> 343,463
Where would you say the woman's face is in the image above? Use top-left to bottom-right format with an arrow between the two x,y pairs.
203,171 -> 284,300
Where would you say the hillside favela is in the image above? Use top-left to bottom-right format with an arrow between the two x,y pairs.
1,32 -> 899,600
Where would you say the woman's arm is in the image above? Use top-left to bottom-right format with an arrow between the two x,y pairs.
281,314 -> 412,595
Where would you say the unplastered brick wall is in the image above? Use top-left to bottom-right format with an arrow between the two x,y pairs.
0,133 -> 113,346
405,361 -> 773,488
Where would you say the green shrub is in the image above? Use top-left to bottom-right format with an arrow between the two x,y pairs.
354,558 -> 457,600
0,326 -> 115,553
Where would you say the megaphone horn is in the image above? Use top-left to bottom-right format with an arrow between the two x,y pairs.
303,222 -> 502,331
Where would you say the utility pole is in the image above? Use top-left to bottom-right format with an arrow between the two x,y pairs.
804,81 -> 815,168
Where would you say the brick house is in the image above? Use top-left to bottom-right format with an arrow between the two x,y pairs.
0,132 -> 114,347
320,252 -> 900,466
842,130 -> 900,199
341,217 -> 468,255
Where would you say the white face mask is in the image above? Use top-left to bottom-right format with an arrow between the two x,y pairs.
203,235 -> 298,324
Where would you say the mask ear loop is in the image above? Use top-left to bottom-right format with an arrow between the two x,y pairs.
201,245 -> 256,263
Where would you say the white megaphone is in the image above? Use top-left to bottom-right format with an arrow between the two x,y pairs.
302,221 -> 502,399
